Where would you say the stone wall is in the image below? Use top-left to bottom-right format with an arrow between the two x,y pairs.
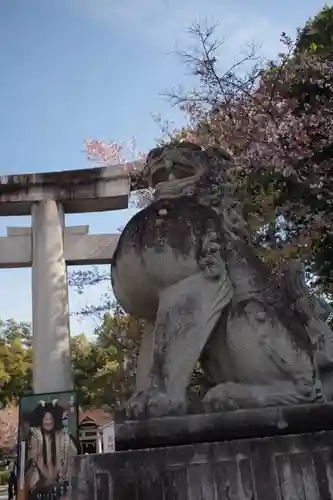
71,429 -> 333,499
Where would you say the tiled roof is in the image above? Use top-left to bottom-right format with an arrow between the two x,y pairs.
78,408 -> 113,427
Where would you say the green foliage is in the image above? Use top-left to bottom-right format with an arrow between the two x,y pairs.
0,311 -> 143,411
0,320 -> 32,406
72,306 -> 143,409
296,5 -> 333,56
0,469 -> 8,485
93,306 -> 144,407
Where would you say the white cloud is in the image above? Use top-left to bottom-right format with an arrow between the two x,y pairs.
71,0 -> 286,60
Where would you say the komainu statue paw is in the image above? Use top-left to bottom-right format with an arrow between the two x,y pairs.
203,381 -> 322,413
123,390 -> 186,420
203,382 -> 257,412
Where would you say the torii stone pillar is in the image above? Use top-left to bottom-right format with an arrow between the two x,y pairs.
31,200 -> 71,393
0,164 -> 134,394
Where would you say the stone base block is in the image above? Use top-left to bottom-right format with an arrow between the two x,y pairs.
71,405 -> 333,499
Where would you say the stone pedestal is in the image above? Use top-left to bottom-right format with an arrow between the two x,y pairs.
71,404 -> 333,499
31,199 -> 72,393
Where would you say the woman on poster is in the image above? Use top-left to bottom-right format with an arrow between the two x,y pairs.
24,400 -> 77,499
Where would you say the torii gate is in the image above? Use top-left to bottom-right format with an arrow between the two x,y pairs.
0,165 -> 134,394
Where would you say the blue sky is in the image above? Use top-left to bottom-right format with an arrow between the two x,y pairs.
0,0 -> 329,336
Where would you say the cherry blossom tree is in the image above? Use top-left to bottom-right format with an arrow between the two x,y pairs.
84,138 -> 152,207
167,19 -> 333,295
84,137 -> 146,169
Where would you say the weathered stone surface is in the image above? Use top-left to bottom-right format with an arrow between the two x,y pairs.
31,200 -> 72,393
0,228 -> 119,268
0,165 -> 130,215
6,225 -> 89,236
114,403 -> 333,451
71,428 -> 333,499
111,142 -> 333,418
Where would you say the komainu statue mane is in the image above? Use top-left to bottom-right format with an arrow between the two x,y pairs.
111,141 -> 333,418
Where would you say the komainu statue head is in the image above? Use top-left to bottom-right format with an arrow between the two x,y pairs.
143,141 -> 235,202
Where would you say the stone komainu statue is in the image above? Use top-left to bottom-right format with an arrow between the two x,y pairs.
111,141 -> 333,418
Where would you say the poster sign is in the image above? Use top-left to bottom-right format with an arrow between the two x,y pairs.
102,421 -> 115,454
17,391 -> 78,500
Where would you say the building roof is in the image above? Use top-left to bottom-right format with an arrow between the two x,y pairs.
78,408 -> 113,427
